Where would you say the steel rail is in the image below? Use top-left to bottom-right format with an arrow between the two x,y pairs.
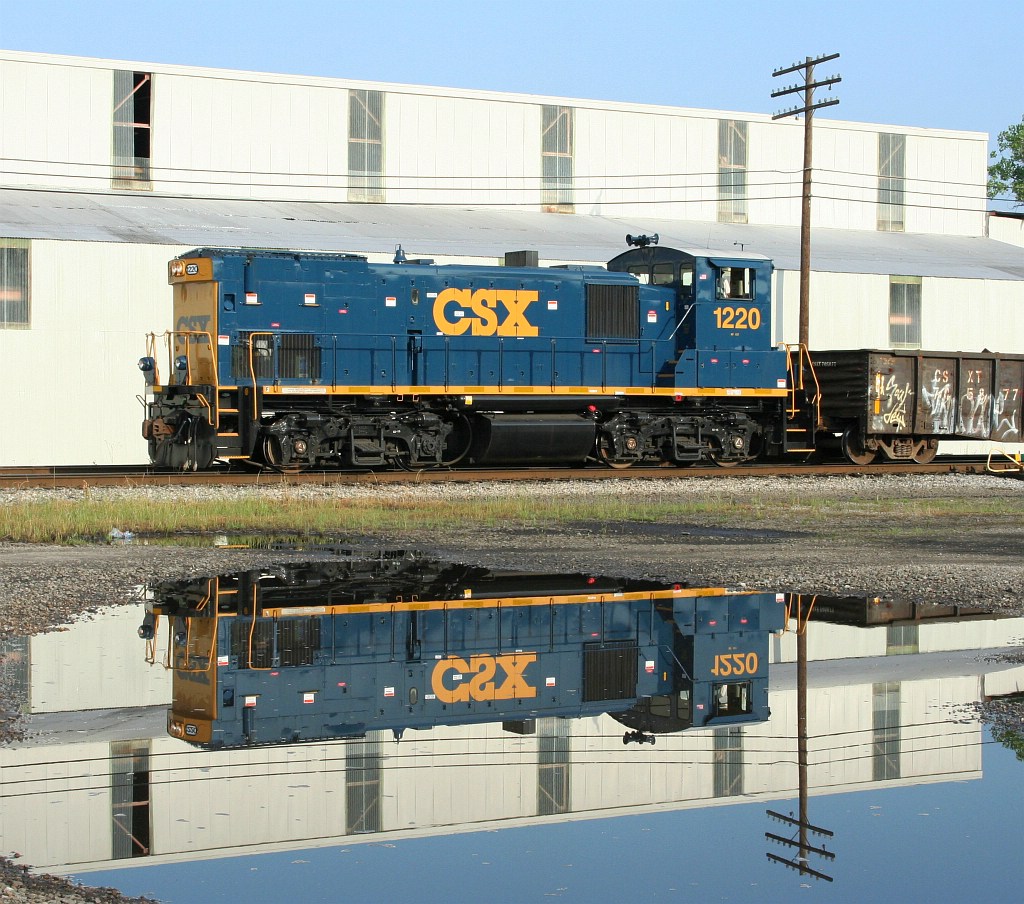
0,458 -> 995,490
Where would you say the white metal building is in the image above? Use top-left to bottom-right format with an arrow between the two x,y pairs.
1,50 -> 1021,466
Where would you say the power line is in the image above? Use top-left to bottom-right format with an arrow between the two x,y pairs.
0,155 -> 995,190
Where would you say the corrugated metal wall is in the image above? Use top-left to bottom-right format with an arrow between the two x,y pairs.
0,53 -> 990,232
0,240 -> 183,465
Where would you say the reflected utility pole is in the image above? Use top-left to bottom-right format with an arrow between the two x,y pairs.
771,54 -> 841,347
765,595 -> 836,882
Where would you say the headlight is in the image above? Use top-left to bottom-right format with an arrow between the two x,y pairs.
138,356 -> 155,372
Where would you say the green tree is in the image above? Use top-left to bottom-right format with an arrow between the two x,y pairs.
988,116 -> 1024,203
991,723 -> 1024,763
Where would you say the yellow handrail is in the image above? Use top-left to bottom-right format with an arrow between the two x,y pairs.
785,343 -> 822,429
784,593 -> 818,635
247,584 -> 273,671
247,331 -> 275,422
986,448 -> 1024,475
165,579 -> 218,673
146,329 -> 221,426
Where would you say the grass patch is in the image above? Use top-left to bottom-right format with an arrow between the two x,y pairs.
2,491 -> 1023,544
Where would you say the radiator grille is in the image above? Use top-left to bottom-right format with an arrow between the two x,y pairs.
582,641 -> 638,701
586,284 -> 639,339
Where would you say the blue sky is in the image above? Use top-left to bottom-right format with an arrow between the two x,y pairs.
1,0 -> 1021,151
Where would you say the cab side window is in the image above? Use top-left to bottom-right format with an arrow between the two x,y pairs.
652,263 -> 676,286
679,265 -> 694,298
717,267 -> 754,300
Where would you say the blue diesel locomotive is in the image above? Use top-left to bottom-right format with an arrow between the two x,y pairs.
140,554 -> 785,748
139,237 -> 792,470
139,238 -> 1024,470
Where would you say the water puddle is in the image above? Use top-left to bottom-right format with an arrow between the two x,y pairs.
1,549 -> 1021,903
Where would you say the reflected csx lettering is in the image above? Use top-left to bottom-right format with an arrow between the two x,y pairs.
433,288 -> 539,337
431,652 -> 538,703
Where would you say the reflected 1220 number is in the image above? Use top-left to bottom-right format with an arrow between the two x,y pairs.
710,652 -> 759,676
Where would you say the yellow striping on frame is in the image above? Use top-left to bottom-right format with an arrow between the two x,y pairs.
193,586 -> 750,619
259,385 -> 789,399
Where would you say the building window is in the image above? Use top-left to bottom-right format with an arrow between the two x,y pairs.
348,89 -> 384,202
0,239 -> 30,329
541,105 -> 574,212
112,71 -> 152,189
717,120 -> 748,224
886,623 -> 919,655
537,718 -> 570,816
713,727 -> 744,797
878,132 -> 906,232
346,735 -> 382,833
889,275 -> 921,348
110,741 -> 152,859
872,682 -> 901,781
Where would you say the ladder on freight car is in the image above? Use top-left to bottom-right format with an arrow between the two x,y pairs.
784,344 -> 822,455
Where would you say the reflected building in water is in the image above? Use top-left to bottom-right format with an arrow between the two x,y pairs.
0,551 -> 1021,875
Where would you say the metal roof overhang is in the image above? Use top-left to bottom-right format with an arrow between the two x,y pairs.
1,187 -> 1022,280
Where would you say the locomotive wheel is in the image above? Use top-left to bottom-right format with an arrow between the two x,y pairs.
597,434 -> 636,469
709,439 -> 759,468
708,451 -> 743,468
841,427 -> 877,466
912,438 -> 938,464
440,413 -> 473,467
261,435 -> 304,473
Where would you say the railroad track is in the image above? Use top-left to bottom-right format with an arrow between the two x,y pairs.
0,458 -> 997,490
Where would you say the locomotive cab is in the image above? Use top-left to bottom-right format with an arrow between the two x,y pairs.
608,244 -> 781,390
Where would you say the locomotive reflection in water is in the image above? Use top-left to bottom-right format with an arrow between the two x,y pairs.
139,552 -> 785,749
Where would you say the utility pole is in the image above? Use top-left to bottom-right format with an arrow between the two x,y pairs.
771,54 -> 841,348
765,595 -> 836,883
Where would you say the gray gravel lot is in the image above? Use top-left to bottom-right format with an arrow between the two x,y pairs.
2,473 -> 1023,637
1,472 -> 1022,903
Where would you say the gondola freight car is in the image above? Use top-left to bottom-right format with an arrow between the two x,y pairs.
799,348 -> 1024,464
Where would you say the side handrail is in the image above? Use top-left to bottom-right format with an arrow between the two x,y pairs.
785,343 -> 822,429
784,593 -> 818,635
169,579 -> 218,674
247,331 -> 276,422
146,329 -> 219,422
247,584 -> 273,671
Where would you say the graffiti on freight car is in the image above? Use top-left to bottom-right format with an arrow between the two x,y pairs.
920,369 -> 956,433
958,387 -> 993,437
992,388 -> 1020,440
879,375 -> 912,431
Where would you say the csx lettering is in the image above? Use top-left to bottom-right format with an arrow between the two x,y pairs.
433,288 -> 539,337
176,314 -> 212,336
431,653 -> 538,703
